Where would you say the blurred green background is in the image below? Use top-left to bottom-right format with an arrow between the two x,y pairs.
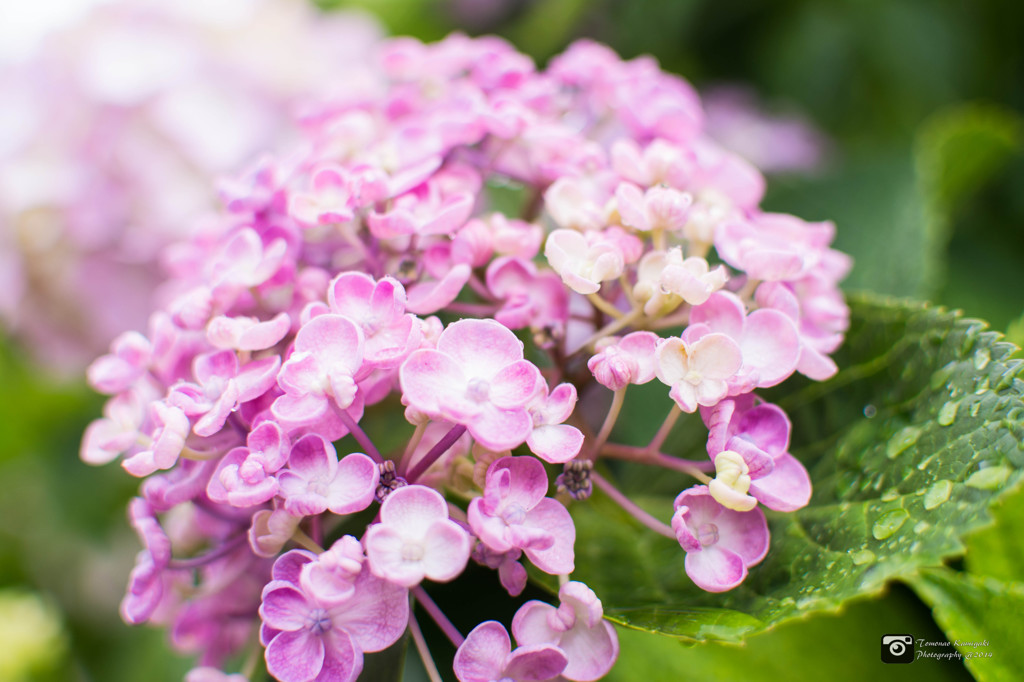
2,0 -> 1022,680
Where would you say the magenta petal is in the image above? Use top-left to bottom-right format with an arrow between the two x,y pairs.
328,272 -> 375,318
317,630 -> 363,682
488,456 -> 549,509
454,621 -> 511,682
265,630 -> 326,682
331,568 -> 409,653
260,585 -> 312,631
288,435 -> 336,480
736,403 -> 791,456
749,453 -> 812,512
684,546 -> 748,592
725,437 -> 775,479
326,453 -> 378,515
233,356 -> 282,401
272,550 -> 316,582
504,644 -> 569,681
527,424 -> 584,463
712,505 -> 770,566
468,499 -> 515,553
522,498 -> 575,575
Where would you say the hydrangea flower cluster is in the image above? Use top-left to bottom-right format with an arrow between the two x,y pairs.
0,0 -> 381,371
82,33 -> 850,681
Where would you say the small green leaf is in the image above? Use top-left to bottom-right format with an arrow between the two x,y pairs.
909,568 -> 1024,682
570,294 -> 1024,641
963,482 -> 1024,583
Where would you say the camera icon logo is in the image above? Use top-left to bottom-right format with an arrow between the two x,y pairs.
881,635 -> 915,663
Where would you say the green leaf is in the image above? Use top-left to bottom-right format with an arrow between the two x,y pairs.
607,586 -> 971,682
962,481 -> 1024,583
570,294 -> 1024,641
909,568 -> 1024,682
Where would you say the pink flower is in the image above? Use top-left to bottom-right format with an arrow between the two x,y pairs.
671,486 -> 769,592
703,397 -> 811,511
364,485 -> 472,587
655,331 -> 742,412
468,456 -> 575,575
690,291 -> 801,390
544,229 -> 625,295
87,331 -> 153,395
486,257 -> 569,335
271,314 -> 365,426
260,552 -> 409,682
525,383 -> 584,464
207,421 -> 290,508
289,164 -> 357,227
588,332 -> 659,391
634,248 -> 727,314
512,581 -> 619,682
327,272 -> 421,370
276,435 -> 378,517
400,319 -> 542,451
715,213 -> 835,282
615,182 -> 692,234
169,350 -> 281,437
453,621 -> 567,682
206,313 -> 291,352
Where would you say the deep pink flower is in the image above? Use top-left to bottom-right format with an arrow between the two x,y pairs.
400,319 -> 542,451
671,486 -> 769,592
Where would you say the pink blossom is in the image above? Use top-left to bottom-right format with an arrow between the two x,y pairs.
300,536 -> 365,606
122,401 -> 190,477
249,509 -> 301,559
513,581 -> 619,681
453,621 -> 567,682
634,248 -> 727,314
615,183 -> 692,234
671,486 -> 769,592
486,257 -> 569,334
468,456 -> 575,575
271,314 -> 364,426
169,350 -> 280,437
289,164 -> 357,227
655,331 -> 742,412
525,382 -> 584,464
276,435 -> 378,517
756,279 -> 849,381
207,421 -> 290,508
327,272 -> 421,369
588,332 -> 659,391
544,229 -> 626,295
400,319 -> 542,451
81,388 -> 148,466
703,397 -> 811,511
260,553 -> 408,682
206,313 -> 291,352
87,331 -> 153,395
715,213 -> 835,282
472,543 -> 528,597
364,485 -> 472,587
690,291 -> 801,390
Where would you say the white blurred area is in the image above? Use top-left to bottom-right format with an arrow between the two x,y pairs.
0,0 -> 383,373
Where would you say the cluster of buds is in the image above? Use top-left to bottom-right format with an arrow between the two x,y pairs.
82,32 -> 849,682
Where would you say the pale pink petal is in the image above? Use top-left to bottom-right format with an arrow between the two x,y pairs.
489,360 -> 542,409
421,520 -> 472,582
527,424 -> 583,463
437,319 -> 524,378
326,453 -> 378,515
399,349 -> 473,417
522,498 -> 575,575
328,272 -> 375,319
468,499 -> 515,553
684,546 -> 747,593
749,453 -> 811,513
504,644 -> 569,681
559,620 -> 619,681
364,525 -> 424,587
545,383 -> 578,423
317,631 -> 362,682
379,485 -> 449,537
488,456 -> 549,509
468,406 -> 532,451
271,392 -> 328,425
711,505 -> 770,566
796,345 -> 839,381
690,292 -> 745,339
288,435 -> 336,481
406,264 -> 472,314
454,622 -> 511,682
260,586 -> 311,631
331,568 -> 409,653
741,309 -> 800,387
295,315 -> 364,376
690,333 -> 743,380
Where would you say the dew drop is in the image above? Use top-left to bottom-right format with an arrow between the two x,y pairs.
886,427 -> 921,459
965,465 -> 1011,491
914,521 -> 929,533
969,401 -> 982,417
938,401 -> 958,426
923,480 -> 953,510
863,404 -> 877,418
881,489 -> 900,502
974,349 -> 991,371
872,509 -> 909,540
851,549 -> 876,565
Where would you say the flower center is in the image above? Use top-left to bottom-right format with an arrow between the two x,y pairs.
501,503 -> 527,526
401,541 -> 425,563
696,522 -> 719,548
466,378 -> 490,402
307,608 -> 332,636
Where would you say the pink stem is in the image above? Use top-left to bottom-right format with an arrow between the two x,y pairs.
412,586 -> 465,648
337,409 -> 383,463
591,472 -> 675,540
405,424 -> 467,483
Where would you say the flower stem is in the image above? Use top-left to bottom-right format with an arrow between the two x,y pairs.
413,586 -> 465,648
587,292 -> 624,319
405,424 -> 467,483
337,409 -> 383,464
591,472 -> 675,540
647,404 -> 682,453
577,308 -> 643,351
289,527 -> 324,554
601,442 -> 715,474
589,389 -> 626,459
409,614 -> 445,682
168,533 -> 247,570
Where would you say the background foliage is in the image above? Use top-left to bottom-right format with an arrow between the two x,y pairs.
2,0 -> 1023,680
